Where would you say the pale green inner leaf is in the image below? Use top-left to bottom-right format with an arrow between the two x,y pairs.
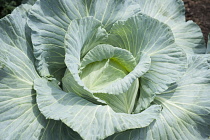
76,44 -> 144,112
94,79 -> 139,114
63,17 -> 108,103
80,44 -> 136,72
80,59 -> 127,91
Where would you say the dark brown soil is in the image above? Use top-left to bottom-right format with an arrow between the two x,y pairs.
183,0 -> 210,43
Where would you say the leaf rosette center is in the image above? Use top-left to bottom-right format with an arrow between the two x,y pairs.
79,44 -> 136,91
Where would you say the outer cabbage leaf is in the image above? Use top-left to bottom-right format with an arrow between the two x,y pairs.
106,55 -> 210,140
28,0 -> 141,80
134,0 -> 185,24
135,45 -> 187,111
34,78 -> 161,140
0,4 -> 81,140
108,13 -> 187,111
134,0 -> 206,54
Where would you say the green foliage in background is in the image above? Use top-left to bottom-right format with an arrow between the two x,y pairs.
0,0 -> 22,18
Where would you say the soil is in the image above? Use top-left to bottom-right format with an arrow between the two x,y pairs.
183,0 -> 210,43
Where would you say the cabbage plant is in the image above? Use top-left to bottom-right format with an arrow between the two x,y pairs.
0,0 -> 210,140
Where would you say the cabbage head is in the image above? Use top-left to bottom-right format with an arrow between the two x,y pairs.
0,0 -> 210,140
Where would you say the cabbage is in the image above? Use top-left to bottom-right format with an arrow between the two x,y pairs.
0,0 -> 210,139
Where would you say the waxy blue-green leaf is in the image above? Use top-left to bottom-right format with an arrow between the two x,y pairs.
134,0 -> 206,54
87,0 -> 140,30
0,4 -> 81,140
106,55 -> 210,140
28,0 -> 72,80
134,0 -> 185,24
108,13 -> 175,60
171,21 -> 206,54
34,78 -> 161,140
108,14 -> 187,111
0,5 -> 40,139
28,0 -> 141,80
135,45 -> 187,112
